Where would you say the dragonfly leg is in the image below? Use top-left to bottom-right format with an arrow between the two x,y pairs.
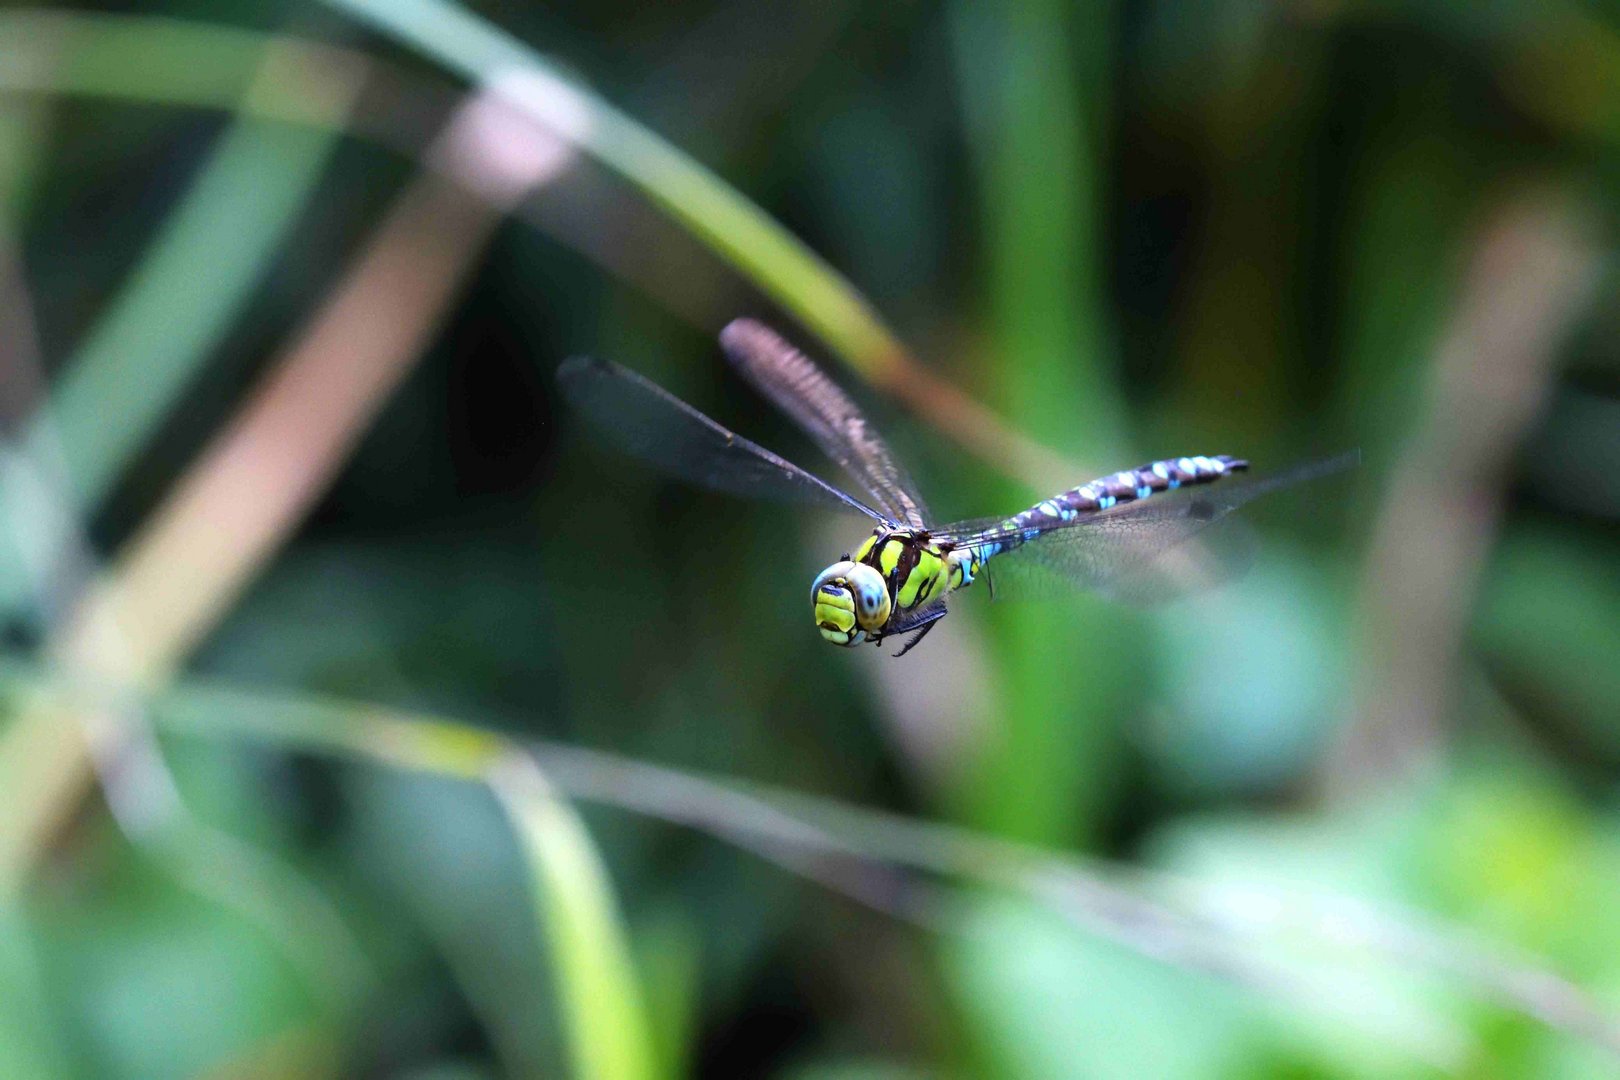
891,609 -> 947,657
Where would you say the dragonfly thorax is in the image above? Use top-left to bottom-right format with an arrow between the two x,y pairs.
802,528 -> 957,649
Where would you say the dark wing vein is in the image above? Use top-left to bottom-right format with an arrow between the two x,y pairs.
557,356 -> 884,520
719,318 -> 931,529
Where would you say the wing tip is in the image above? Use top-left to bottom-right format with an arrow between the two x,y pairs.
556,357 -> 629,414
1306,447 -> 1363,481
556,354 -> 616,387
719,316 -> 789,357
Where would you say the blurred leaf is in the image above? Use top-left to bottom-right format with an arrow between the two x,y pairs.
0,106 -> 350,620
1410,762 -> 1620,970
31,843 -> 318,1080
1335,72 -> 1484,461
1149,764 -> 1620,1074
41,117 -> 347,505
943,892 -> 1254,1080
346,767 -> 567,1077
947,0 -> 1130,846
490,757 -> 661,1080
1146,554 -> 1348,796
395,1064 -> 498,1080
1476,527 -> 1620,755
0,13 -> 297,110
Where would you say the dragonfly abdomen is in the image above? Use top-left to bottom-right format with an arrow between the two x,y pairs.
987,454 -> 1249,556
1062,453 -> 1246,513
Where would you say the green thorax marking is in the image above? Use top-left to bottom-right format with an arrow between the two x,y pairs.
852,529 -> 953,618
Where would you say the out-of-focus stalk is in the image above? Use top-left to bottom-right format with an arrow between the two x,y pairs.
11,663 -> 1617,1059
947,0 -> 1130,846
0,39 -> 358,622
0,88 -> 538,875
1328,193 -> 1600,794
0,84 -> 662,1080
2,8 -> 1073,488
323,0 -> 1075,489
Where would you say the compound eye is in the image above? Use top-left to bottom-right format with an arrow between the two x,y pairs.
845,563 -> 891,631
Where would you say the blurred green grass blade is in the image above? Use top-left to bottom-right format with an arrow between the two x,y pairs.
947,0 -> 1130,846
0,100 -> 50,221
0,14 -> 354,120
6,5 -> 895,371
0,101 -> 54,611
1334,97 -> 1480,459
2,12 -> 275,110
321,0 -> 906,374
9,663 -> 1619,1057
634,914 -> 701,1078
5,11 -> 1069,487
490,758 -> 661,1080
949,0 -> 1122,446
0,69 -> 352,618
45,669 -> 663,1080
38,119 -> 343,511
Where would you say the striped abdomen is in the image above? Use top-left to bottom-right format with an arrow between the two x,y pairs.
976,454 -> 1248,562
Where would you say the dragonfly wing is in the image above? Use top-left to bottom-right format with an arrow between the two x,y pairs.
886,597 -> 948,635
558,356 -> 885,520
719,319 -> 931,529
935,452 -> 1357,604
887,600 -> 948,656
975,510 -> 1259,605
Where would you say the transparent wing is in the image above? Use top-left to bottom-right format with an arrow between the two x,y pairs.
719,318 -> 931,529
557,356 -> 885,521
970,511 -> 1259,605
886,599 -> 949,656
886,598 -> 948,635
935,452 -> 1358,604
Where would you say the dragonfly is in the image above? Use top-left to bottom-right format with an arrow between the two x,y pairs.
559,318 -> 1354,656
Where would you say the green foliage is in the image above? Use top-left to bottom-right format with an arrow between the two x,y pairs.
1,0 -> 1618,1077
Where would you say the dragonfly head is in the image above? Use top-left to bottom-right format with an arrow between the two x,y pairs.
811,560 -> 890,646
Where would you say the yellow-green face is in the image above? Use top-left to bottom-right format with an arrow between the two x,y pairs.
811,561 -> 890,646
